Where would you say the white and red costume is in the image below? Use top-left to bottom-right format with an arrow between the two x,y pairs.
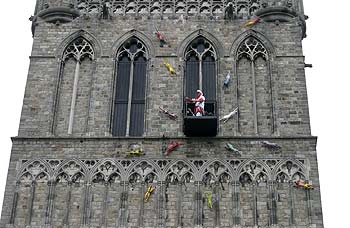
187,90 -> 205,116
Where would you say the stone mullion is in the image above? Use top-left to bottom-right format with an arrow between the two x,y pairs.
157,181 -> 166,228
232,181 -> 240,226
199,58 -> 203,91
63,182 -> 73,227
44,180 -> 56,226
194,181 -> 203,228
100,182 -> 109,228
268,180 -> 277,226
267,60 -> 277,135
26,180 -> 36,226
251,60 -> 258,134
288,182 -> 295,225
82,181 -> 92,227
68,59 -> 81,135
125,59 -> 135,136
85,59 -> 98,134
118,181 -> 128,228
177,182 -> 183,228
9,181 -> 20,224
138,182 -> 145,228
234,60 -> 240,135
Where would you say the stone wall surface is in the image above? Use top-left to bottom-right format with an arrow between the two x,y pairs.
20,15 -> 309,137
1,137 -> 323,228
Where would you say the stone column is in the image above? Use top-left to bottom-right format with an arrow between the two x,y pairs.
252,182 -> 258,227
157,181 -> 166,228
138,182 -> 145,228
177,182 -> 184,228
44,180 -> 56,226
232,181 -> 240,226
26,180 -> 36,226
194,181 -> 203,228
118,181 -> 128,228
63,181 -> 72,227
51,59 -> 64,135
9,181 -> 20,224
213,182 -> 220,228
268,180 -> 277,225
100,182 -> 109,227
82,181 -> 92,227
306,181 -> 313,225
288,181 -> 295,225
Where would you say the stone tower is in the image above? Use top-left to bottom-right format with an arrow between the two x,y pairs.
0,0 -> 323,228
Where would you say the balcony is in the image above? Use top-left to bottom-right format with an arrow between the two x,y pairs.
183,101 -> 218,137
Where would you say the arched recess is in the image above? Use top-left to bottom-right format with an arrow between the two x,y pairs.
111,36 -> 149,136
89,160 -> 123,227
51,160 -> 88,228
164,160 -> 196,228
237,160 -> 271,227
53,31 -> 99,136
233,32 -> 276,136
183,36 -> 218,116
273,160 -> 309,227
10,160 -> 51,227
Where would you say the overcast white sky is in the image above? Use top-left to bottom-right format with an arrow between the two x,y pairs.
0,1 -> 349,227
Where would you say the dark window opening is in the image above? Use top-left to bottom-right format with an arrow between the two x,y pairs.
112,37 -> 148,137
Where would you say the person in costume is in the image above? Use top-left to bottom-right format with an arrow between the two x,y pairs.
186,90 -> 205,116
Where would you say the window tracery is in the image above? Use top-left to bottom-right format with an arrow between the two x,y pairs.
184,37 -> 217,111
113,37 -> 148,136
15,158 -> 307,184
63,38 -> 94,62
237,37 -> 268,61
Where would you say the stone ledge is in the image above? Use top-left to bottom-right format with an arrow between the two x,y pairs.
37,7 -> 80,24
11,136 -> 318,142
256,6 -> 298,22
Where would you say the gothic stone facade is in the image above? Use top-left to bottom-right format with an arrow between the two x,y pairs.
0,1 -> 324,228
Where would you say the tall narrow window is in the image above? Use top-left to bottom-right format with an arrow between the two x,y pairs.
55,37 -> 95,136
113,37 -> 148,136
236,37 -> 273,135
185,37 -> 217,114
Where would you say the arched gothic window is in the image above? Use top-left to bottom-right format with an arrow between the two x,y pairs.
236,37 -> 274,135
113,37 -> 148,136
55,37 -> 95,136
184,37 -> 217,112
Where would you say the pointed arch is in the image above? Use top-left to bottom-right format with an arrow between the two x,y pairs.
199,159 -> 235,182
112,35 -> 149,136
90,159 -> 124,183
110,29 -> 155,59
53,159 -> 89,182
56,30 -> 102,59
16,159 -> 52,182
230,30 -> 275,59
178,29 -> 224,59
236,159 -> 272,182
53,31 -> 99,136
233,31 -> 276,136
181,33 -> 219,120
